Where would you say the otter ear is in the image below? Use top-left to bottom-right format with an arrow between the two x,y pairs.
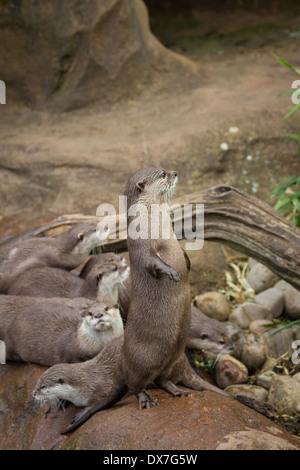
78,232 -> 84,241
114,303 -> 119,309
136,179 -> 146,191
80,309 -> 87,317
96,272 -> 104,285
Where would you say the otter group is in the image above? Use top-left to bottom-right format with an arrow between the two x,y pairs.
0,167 -> 238,435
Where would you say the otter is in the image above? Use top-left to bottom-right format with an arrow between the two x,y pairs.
79,253 -> 127,278
33,309 -> 235,411
63,167 -> 230,434
7,261 -> 130,302
0,222 -> 109,294
187,306 -> 234,355
4,301 -> 123,366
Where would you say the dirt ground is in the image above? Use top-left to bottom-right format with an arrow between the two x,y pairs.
0,7 -> 299,292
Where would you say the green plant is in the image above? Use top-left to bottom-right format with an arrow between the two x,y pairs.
272,55 -> 300,227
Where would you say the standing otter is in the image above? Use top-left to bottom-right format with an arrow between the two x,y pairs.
63,167 -> 229,434
4,301 -> 123,366
0,222 -> 109,293
7,261 -> 130,301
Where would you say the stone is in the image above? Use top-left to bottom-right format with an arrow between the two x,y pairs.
246,263 -> 279,294
254,288 -> 285,318
256,371 -> 277,389
268,375 -> 300,416
215,354 -> 248,389
0,0 -> 196,110
194,292 -> 231,321
1,362 -> 299,450
262,325 -> 300,358
239,332 -> 267,371
248,257 -> 259,269
225,384 -> 268,402
293,372 -> 300,384
229,302 -> 273,329
249,319 -> 274,334
275,280 -> 300,320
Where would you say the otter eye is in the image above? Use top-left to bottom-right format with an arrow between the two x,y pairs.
40,385 -> 46,390
78,233 -> 84,241
200,333 -> 207,340
161,172 -> 166,178
219,339 -> 225,344
104,306 -> 109,312
88,312 -> 93,316
58,378 -> 64,385
108,258 -> 114,262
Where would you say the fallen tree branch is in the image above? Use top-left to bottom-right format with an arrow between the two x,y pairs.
1,186 -> 299,289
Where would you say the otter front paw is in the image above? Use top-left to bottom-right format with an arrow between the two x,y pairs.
167,268 -> 179,282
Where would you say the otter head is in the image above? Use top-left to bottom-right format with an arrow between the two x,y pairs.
59,222 -> 109,262
33,365 -> 87,407
124,167 -> 178,207
80,301 -> 121,331
92,262 -> 130,289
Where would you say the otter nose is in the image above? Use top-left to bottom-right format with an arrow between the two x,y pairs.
95,313 -> 103,319
32,390 -> 36,397
173,171 -> 177,177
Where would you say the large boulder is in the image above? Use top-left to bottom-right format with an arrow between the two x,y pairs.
0,0 -> 196,110
1,362 -> 300,450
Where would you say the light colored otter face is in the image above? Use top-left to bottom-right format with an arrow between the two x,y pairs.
71,223 -> 109,259
80,303 -> 121,331
134,167 -> 178,206
96,262 -> 130,287
33,368 -> 87,407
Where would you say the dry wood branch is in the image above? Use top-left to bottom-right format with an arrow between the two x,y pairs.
1,186 -> 299,289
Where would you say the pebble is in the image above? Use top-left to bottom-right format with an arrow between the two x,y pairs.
256,370 -> 277,389
254,287 -> 285,318
194,292 -> 231,321
220,143 -> 229,151
239,332 -> 267,371
263,326 -> 298,358
215,354 -> 248,389
275,280 -> 300,319
249,319 -> 273,334
229,302 -> 273,329
225,384 -> 268,402
246,263 -> 279,293
268,375 -> 300,415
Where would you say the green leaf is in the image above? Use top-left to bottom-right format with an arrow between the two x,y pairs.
274,198 -> 292,211
282,102 -> 300,120
273,54 -> 300,76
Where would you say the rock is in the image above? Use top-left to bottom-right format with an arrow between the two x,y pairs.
248,257 -> 259,269
229,302 -> 273,329
215,355 -> 248,389
293,372 -> 300,384
275,280 -> 300,319
256,371 -> 277,389
225,384 -> 268,402
249,319 -> 273,334
268,375 -> 300,416
0,0 -> 196,110
1,362 -> 300,450
263,324 -> 300,358
254,288 -> 285,318
194,292 -> 231,321
246,263 -> 279,294
239,332 -> 267,371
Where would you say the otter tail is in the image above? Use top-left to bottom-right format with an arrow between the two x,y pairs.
61,382 -> 129,435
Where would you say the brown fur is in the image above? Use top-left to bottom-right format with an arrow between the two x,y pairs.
4,301 -> 123,366
7,262 -> 129,301
79,253 -> 126,278
0,223 -> 108,293
63,167 -> 230,434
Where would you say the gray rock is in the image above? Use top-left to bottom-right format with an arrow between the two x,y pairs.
215,354 -> 248,389
248,257 -> 259,270
249,319 -> 273,334
268,375 -> 300,415
229,302 -> 273,329
275,280 -> 300,319
254,288 -> 285,318
256,370 -> 277,389
293,372 -> 300,384
263,324 -> 300,357
225,384 -> 268,402
239,332 -> 267,371
194,292 -> 231,321
246,263 -> 279,293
